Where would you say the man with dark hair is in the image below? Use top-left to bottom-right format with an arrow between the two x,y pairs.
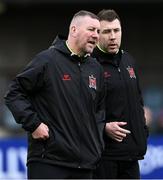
93,9 -> 148,179
4,10 -> 105,179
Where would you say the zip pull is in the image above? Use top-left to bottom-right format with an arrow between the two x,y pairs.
78,62 -> 82,72
118,67 -> 121,72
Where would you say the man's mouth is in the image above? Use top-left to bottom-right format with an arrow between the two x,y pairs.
88,40 -> 96,45
109,44 -> 117,48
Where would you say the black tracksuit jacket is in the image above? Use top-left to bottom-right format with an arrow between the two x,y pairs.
92,47 -> 148,161
4,36 -> 105,169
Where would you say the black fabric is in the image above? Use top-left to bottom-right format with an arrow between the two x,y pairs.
92,47 -> 148,161
93,159 -> 140,179
4,35 -> 105,170
28,162 -> 93,179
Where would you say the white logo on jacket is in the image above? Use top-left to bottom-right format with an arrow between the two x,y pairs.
126,66 -> 136,79
89,75 -> 97,90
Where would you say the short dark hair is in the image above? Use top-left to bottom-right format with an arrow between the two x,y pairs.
73,10 -> 99,21
97,9 -> 121,24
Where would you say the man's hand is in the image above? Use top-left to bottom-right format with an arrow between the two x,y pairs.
32,122 -> 49,140
105,122 -> 131,142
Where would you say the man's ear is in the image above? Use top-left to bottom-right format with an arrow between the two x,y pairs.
70,26 -> 77,37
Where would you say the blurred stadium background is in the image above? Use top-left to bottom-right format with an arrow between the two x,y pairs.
0,0 -> 163,179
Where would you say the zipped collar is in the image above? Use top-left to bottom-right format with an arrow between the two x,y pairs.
50,35 -> 90,63
93,46 -> 124,66
66,40 -> 90,58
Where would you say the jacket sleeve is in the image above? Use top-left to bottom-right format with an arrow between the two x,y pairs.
4,55 -> 47,133
134,62 -> 149,137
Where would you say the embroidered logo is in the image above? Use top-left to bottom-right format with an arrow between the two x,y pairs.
89,75 -> 97,90
62,74 -> 71,81
104,71 -> 111,78
126,66 -> 136,79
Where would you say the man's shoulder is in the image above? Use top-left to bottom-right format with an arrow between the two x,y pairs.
27,48 -> 53,69
121,50 -> 135,62
88,56 -> 104,72
37,48 -> 53,59
34,47 -> 58,63
89,56 -> 102,65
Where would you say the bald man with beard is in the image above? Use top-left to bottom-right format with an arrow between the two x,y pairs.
4,10 -> 105,179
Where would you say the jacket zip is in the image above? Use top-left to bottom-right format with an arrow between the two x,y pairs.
77,61 -> 82,168
118,61 -> 134,160
117,66 -> 121,80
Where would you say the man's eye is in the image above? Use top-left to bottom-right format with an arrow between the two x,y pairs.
114,29 -> 120,33
102,30 -> 111,34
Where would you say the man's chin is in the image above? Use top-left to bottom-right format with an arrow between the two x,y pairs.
109,49 -> 118,54
86,47 -> 94,54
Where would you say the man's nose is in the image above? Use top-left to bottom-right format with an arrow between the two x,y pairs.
92,30 -> 99,38
110,31 -> 116,39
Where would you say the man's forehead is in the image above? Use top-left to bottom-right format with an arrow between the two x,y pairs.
100,19 -> 121,29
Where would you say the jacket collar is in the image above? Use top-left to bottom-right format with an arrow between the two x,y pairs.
50,35 -> 90,63
93,46 -> 123,66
